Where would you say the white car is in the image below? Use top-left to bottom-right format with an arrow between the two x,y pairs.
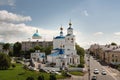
101,70 -> 107,75
94,69 -> 99,74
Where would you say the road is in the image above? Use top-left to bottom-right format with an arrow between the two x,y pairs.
85,54 -> 120,80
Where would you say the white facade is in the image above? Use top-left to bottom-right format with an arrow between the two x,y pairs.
31,50 -> 45,63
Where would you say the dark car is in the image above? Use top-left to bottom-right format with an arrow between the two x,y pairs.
91,75 -> 97,80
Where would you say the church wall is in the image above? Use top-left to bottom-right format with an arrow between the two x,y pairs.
53,38 -> 65,49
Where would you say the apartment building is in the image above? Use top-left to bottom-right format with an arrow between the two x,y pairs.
89,44 -> 120,65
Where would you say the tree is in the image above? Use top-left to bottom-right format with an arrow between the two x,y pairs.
44,46 -> 53,55
38,75 -> 44,80
0,53 -> 11,70
12,64 -> 16,69
34,45 -> 41,50
26,76 -> 34,80
13,42 -> 22,57
49,74 -> 56,80
75,44 -> 85,57
3,43 -> 10,55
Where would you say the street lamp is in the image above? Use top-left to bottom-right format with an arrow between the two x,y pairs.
88,49 -> 91,80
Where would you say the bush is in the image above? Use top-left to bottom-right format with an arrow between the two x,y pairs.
26,76 -> 34,80
49,74 -> 56,80
61,70 -> 71,77
0,53 -> 11,70
12,64 -> 16,68
77,64 -> 84,68
38,75 -> 44,80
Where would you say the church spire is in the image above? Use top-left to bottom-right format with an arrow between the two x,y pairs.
60,25 -> 63,36
69,19 -> 72,28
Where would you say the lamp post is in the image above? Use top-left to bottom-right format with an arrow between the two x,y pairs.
88,49 -> 91,80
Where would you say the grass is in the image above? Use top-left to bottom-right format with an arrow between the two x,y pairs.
69,71 -> 84,76
0,63 -> 65,80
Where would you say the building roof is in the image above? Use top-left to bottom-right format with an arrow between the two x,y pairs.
48,49 -> 64,56
54,36 -> 65,39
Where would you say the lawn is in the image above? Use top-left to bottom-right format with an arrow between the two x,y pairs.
0,63 -> 65,80
69,71 -> 84,76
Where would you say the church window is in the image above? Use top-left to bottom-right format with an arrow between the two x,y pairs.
112,54 -> 114,57
116,59 -> 118,62
63,45 -> 64,48
67,49 -> 70,50
71,41 -> 73,43
112,59 -> 114,62
70,58 -> 71,63
68,38 -> 69,40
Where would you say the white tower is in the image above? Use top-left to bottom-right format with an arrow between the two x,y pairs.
65,21 -> 76,55
53,26 -> 65,49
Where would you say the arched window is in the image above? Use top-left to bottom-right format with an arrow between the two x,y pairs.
70,58 -> 71,63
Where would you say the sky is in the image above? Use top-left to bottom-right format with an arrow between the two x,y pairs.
0,0 -> 120,48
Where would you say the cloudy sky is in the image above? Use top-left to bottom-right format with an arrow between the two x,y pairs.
0,0 -> 120,48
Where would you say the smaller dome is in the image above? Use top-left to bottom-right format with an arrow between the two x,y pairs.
32,30 -> 41,39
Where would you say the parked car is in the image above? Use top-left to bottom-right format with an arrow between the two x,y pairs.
91,75 -> 97,80
94,69 -> 99,74
101,70 -> 107,75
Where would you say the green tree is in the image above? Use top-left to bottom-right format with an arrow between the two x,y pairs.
38,75 -> 44,80
49,74 -> 56,80
75,44 -> 85,57
34,45 -> 41,50
12,64 -> 16,69
26,76 -> 34,80
34,45 -> 45,52
3,43 -> 10,55
29,48 -> 35,53
0,53 -> 11,70
44,46 -> 53,55
13,42 -> 22,57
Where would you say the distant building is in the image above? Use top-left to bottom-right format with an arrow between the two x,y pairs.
22,41 -> 53,51
21,30 -> 53,51
89,44 -> 120,65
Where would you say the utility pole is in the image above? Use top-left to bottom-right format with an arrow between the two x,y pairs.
88,49 -> 91,80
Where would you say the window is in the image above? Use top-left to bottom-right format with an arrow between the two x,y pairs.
112,54 -> 114,57
112,59 -> 114,62
68,38 -> 69,40
70,58 -> 71,63
116,59 -> 118,62
63,45 -> 64,48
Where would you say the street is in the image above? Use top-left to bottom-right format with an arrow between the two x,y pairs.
85,54 -> 120,80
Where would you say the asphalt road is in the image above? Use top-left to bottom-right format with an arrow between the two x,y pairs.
85,54 -> 120,80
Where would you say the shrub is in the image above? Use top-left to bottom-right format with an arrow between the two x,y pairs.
0,53 -> 11,70
12,64 -> 16,69
77,64 -> 84,68
26,76 -> 34,80
49,74 -> 56,80
38,75 -> 44,80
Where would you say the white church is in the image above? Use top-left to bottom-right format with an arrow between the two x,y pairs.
47,22 -> 80,68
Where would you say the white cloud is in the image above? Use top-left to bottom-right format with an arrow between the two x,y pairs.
0,10 -> 32,22
93,32 -> 103,36
0,0 -> 15,6
0,22 -> 58,43
83,10 -> 89,16
114,32 -> 120,36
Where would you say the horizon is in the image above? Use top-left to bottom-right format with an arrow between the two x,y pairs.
1,0 -> 120,49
